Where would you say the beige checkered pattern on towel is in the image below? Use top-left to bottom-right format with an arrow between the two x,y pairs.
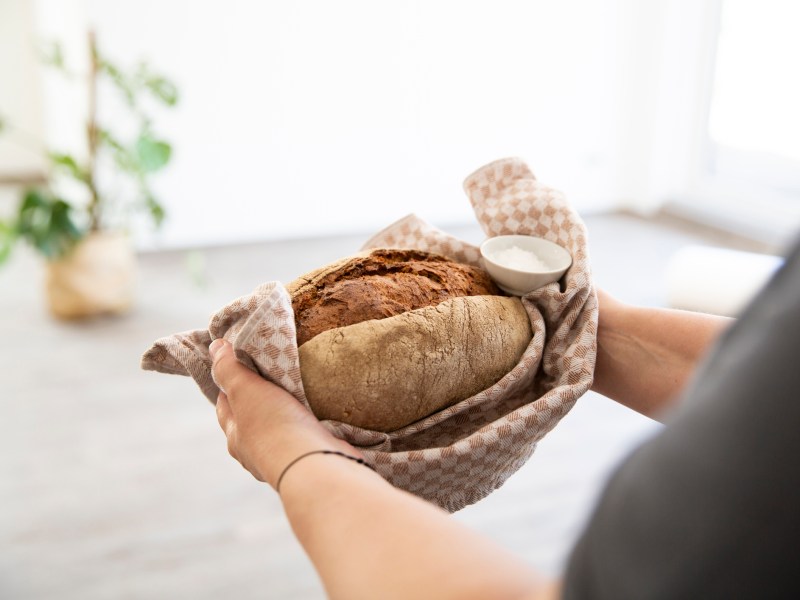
141,157 -> 598,512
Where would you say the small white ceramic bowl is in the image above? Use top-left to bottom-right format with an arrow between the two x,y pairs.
480,235 -> 572,296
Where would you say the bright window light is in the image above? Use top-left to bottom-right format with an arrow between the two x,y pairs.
708,0 -> 800,164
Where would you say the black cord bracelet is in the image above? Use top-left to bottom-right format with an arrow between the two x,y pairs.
276,450 -> 377,494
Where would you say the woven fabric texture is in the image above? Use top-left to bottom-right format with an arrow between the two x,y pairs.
141,157 -> 598,512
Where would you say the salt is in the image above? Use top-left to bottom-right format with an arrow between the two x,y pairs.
491,245 -> 549,271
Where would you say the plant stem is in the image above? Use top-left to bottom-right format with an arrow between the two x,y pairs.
86,30 -> 101,231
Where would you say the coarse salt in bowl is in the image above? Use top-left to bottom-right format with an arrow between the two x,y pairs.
480,235 -> 573,296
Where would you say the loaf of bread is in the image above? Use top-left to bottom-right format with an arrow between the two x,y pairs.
287,249 -> 533,432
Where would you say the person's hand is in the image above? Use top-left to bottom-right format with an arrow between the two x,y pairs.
210,338 -> 359,488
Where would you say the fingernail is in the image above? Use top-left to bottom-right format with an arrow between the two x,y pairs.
209,338 -> 224,358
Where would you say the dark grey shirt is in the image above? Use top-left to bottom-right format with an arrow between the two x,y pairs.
564,238 -> 800,599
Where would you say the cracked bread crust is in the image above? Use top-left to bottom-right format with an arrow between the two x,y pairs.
288,248 -> 501,346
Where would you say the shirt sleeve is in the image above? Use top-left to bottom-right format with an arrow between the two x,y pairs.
563,237 -> 800,600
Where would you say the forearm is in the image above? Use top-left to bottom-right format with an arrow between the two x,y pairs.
592,292 -> 733,419
279,453 -> 555,600
210,339 -> 556,599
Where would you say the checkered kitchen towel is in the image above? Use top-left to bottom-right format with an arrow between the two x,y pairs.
142,158 -> 598,512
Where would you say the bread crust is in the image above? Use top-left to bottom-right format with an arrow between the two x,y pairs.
299,295 -> 532,432
289,248 -> 500,346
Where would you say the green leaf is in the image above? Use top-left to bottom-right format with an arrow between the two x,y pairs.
99,59 -> 136,106
0,220 -> 17,265
48,152 -> 88,183
144,194 -> 166,227
16,188 -> 84,259
51,199 -> 83,239
134,61 -> 179,106
145,76 -> 179,106
18,187 -> 48,216
136,135 -> 171,172
98,129 -> 141,174
97,128 -> 124,152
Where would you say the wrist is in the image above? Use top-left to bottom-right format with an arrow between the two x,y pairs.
254,428 -> 363,489
279,448 -> 386,512
276,450 -> 376,494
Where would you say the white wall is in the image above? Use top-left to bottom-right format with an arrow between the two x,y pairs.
5,0 -> 670,249
0,0 -> 46,181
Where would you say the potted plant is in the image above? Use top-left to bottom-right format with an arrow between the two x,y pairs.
0,31 -> 178,319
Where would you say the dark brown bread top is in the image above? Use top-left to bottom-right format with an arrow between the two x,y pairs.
290,248 -> 502,346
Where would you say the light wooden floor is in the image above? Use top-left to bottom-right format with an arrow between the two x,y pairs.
0,212 -> 770,599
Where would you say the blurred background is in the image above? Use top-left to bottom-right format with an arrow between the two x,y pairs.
1,1 -> 798,598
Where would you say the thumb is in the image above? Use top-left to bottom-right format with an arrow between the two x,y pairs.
209,339 -> 261,397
